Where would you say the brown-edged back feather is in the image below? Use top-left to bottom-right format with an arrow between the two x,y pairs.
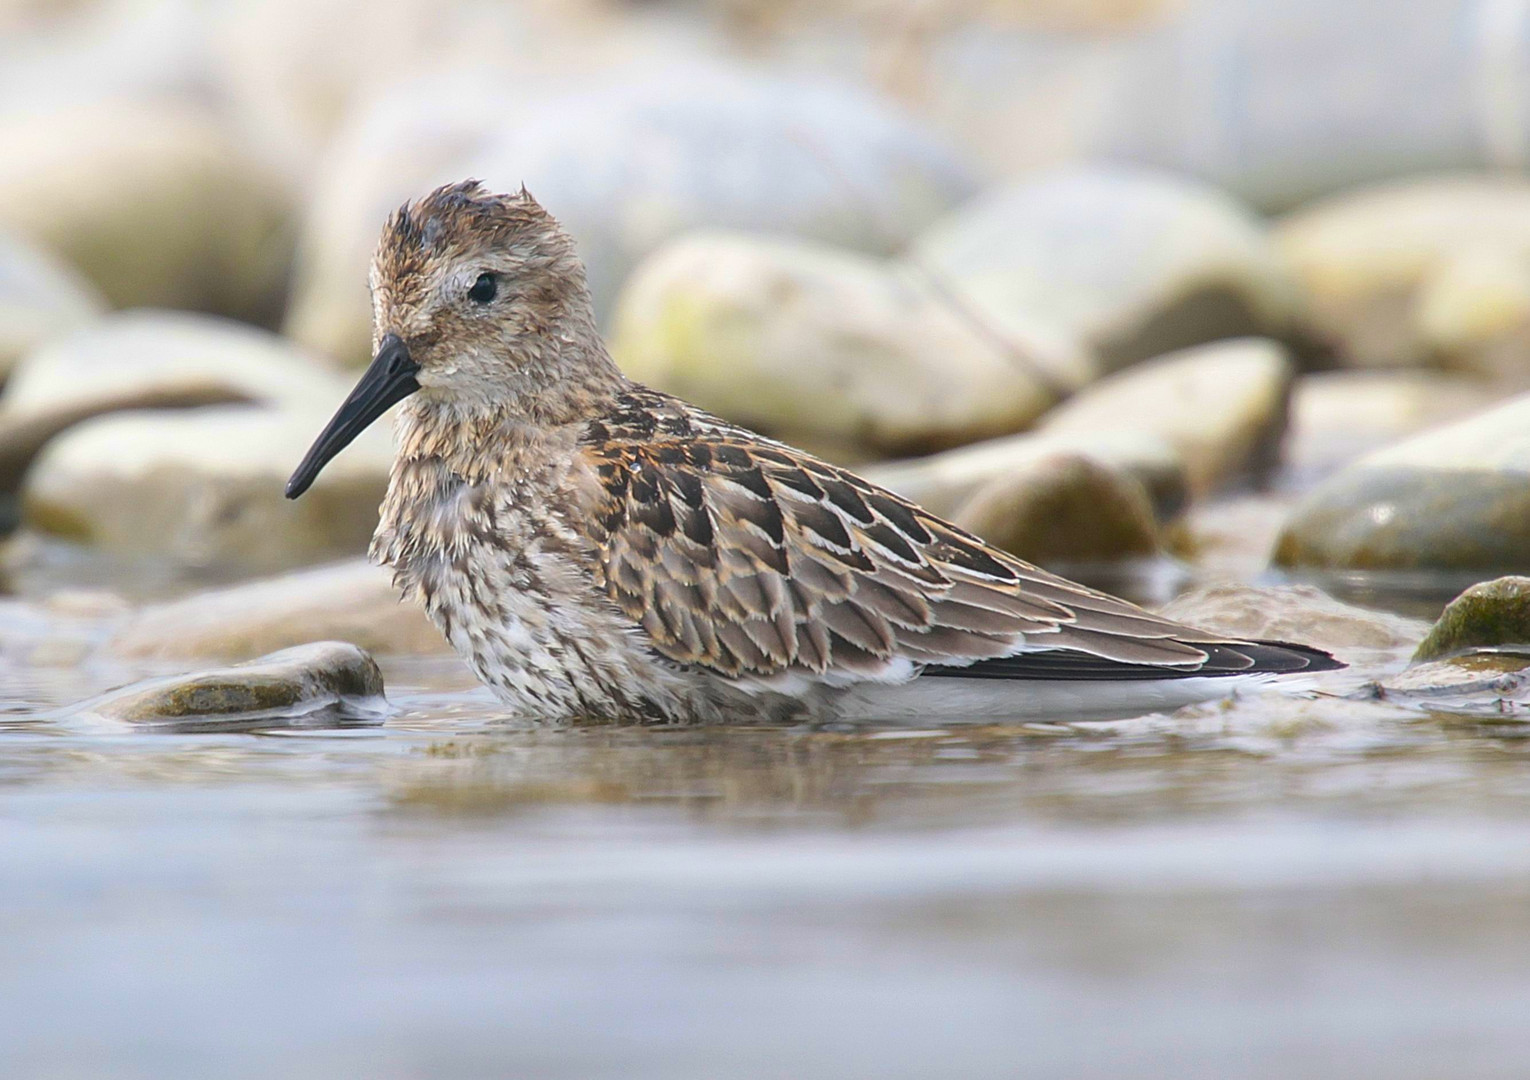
580,387 -> 1252,684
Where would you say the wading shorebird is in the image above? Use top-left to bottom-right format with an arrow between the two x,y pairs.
287,181 -> 1341,724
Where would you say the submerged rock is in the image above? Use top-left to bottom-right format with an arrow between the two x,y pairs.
110,560 -> 451,661
0,100 -> 292,324
288,67 -> 976,365
0,231 -> 104,385
1038,338 -> 1294,499
611,232 -> 1060,459
88,642 -> 386,726
951,452 -> 1157,565
1158,583 -> 1429,653
21,405 -> 390,572
1274,392 -> 1530,573
1380,653 -> 1530,716
1413,577 -> 1530,663
910,167 -> 1295,381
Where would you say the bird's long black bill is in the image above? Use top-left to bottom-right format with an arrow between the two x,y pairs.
285,334 -> 419,499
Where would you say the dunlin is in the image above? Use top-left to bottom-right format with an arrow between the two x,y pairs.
287,181 -> 1340,724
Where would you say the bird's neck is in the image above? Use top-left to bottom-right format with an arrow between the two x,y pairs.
394,325 -> 627,481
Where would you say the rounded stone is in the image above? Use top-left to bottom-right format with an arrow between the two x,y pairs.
1413,577 -> 1530,663
0,311 -> 351,497
1157,583 -> 1429,652
110,560 -> 451,662
0,231 -> 104,385
0,100 -> 293,325
909,166 -> 1296,382
611,231 -> 1059,459
951,452 -> 1158,565
1274,392 -> 1530,573
21,405 -> 391,573
1275,176 -> 1530,376
1038,337 -> 1295,500
88,641 -> 386,725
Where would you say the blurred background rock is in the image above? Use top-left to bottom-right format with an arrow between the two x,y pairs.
4,0 -> 1530,612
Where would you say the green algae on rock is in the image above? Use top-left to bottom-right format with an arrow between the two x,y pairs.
1412,577 -> 1530,663
1274,392 -> 1530,573
88,641 -> 386,726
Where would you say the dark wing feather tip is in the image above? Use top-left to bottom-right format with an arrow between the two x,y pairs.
922,640 -> 1345,682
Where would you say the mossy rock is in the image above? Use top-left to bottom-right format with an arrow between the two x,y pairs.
1412,577 -> 1530,662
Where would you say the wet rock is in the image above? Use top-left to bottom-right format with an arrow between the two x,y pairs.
21,405 -> 390,573
1274,391 -> 1530,573
909,167 -> 1295,382
1380,654 -> 1530,715
0,100 -> 292,324
1413,577 -> 1530,663
87,642 -> 387,726
1285,370 -> 1498,484
951,452 -> 1158,565
110,560 -> 451,662
866,428 -> 1187,523
1039,338 -> 1295,499
0,231 -> 104,385
1275,176 -> 1530,378
287,67 -> 977,364
1158,583 -> 1429,652
611,232 -> 1059,459
0,312 -> 347,495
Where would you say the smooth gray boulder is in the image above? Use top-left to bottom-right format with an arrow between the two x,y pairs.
0,311 -> 350,497
22,405 -> 391,572
1158,583 -> 1429,653
865,428 -> 1188,524
1275,176 -> 1530,379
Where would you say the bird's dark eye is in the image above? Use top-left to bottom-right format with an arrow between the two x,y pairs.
468,272 -> 498,304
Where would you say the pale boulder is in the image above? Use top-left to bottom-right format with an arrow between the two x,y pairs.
110,560 -> 451,662
22,404 -> 391,572
611,232 -> 1060,459
0,100 -> 292,324
1039,337 -> 1294,499
910,167 -> 1296,381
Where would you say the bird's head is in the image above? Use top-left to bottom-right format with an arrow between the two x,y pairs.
287,180 -> 613,499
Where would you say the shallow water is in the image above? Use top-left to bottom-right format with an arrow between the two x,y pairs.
4,551 -> 1530,1078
